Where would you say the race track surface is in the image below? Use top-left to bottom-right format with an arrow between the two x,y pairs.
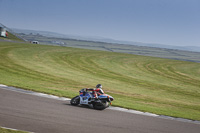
0,87 -> 200,133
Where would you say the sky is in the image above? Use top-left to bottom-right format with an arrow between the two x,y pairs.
0,0 -> 200,46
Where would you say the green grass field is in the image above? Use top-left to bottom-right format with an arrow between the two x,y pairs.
0,41 -> 200,120
20,33 -> 200,63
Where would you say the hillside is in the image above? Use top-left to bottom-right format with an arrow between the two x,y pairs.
0,23 -> 26,42
17,33 -> 200,63
12,28 -> 200,52
0,31 -> 24,42
0,41 -> 200,120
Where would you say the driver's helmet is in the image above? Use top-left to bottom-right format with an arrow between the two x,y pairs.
96,84 -> 102,89
96,84 -> 104,94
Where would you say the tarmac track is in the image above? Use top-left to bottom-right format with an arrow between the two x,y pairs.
0,87 -> 200,133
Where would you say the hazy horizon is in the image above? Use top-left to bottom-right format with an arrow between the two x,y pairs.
0,0 -> 199,47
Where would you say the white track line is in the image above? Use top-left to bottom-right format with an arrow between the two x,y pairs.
1,126 -> 34,133
0,84 -> 199,124
0,84 -> 70,101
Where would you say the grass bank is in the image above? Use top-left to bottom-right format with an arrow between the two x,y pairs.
0,42 -> 200,120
